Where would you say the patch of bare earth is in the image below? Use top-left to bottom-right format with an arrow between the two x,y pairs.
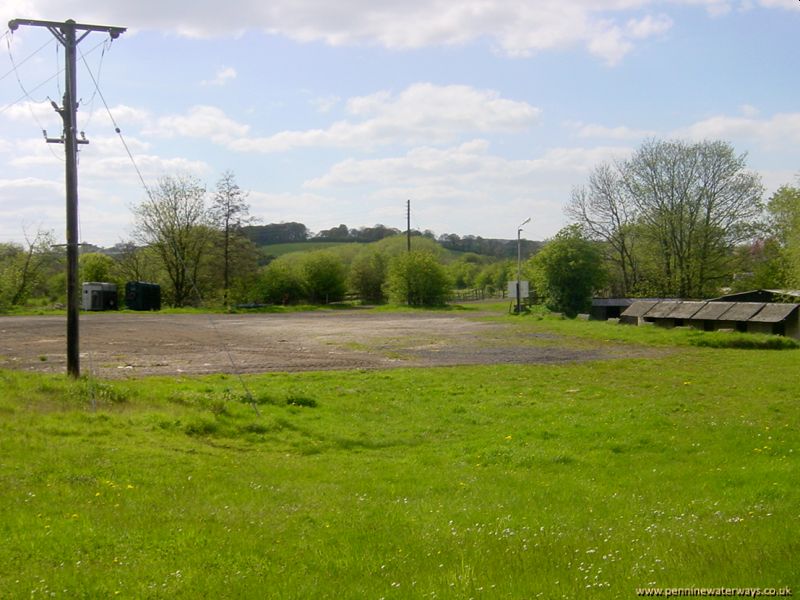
0,311 -> 656,378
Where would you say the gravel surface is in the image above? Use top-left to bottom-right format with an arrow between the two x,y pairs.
0,310 -> 640,378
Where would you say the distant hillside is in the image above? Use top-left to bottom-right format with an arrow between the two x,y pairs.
244,222 -> 542,260
261,241 -> 353,258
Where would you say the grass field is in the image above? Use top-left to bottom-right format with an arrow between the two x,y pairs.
261,241 -> 354,257
0,314 -> 798,598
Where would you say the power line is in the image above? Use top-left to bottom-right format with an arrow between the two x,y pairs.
0,37 -> 107,116
79,45 -> 152,199
0,33 -> 53,83
78,43 -> 261,415
5,33 -> 54,102
78,38 -> 111,129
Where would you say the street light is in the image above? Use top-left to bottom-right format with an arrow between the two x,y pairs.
516,217 -> 531,314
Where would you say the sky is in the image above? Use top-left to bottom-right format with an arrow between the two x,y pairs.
0,0 -> 799,247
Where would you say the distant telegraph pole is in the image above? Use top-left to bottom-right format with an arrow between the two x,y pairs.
406,199 -> 411,253
8,18 -> 126,378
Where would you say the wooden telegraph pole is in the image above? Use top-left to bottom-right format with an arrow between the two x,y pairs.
8,18 -> 126,377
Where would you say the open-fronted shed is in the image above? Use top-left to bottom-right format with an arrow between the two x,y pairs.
748,303 -> 800,337
715,302 -> 766,332
668,301 -> 707,320
619,300 -> 660,324
691,302 -> 735,321
618,297 -> 800,338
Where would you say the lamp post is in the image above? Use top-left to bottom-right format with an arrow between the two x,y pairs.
516,217 -> 531,314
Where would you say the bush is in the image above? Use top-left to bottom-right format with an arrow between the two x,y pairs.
302,252 -> 347,304
259,259 -> 305,304
527,225 -> 604,318
350,251 -> 388,304
387,251 -> 452,306
689,332 -> 800,350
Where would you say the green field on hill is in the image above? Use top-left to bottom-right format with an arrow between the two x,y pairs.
0,315 -> 797,598
261,241 -> 354,257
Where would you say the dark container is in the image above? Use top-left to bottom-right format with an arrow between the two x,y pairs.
125,281 -> 161,311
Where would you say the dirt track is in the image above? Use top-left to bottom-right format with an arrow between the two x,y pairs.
0,310 -> 631,378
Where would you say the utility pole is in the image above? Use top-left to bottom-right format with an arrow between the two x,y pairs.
8,18 -> 126,378
406,200 -> 411,305
516,217 -> 531,314
406,199 -> 411,253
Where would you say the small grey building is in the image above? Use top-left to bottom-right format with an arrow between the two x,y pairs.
82,282 -> 118,311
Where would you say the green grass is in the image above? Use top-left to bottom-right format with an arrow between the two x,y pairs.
261,241 -> 355,257
0,331 -> 798,598
484,306 -> 800,350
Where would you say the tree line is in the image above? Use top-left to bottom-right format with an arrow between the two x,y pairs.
2,137 -> 798,314
532,139 -> 800,316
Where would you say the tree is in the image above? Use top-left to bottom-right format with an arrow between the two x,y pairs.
243,222 -> 308,245
567,163 -> 640,296
350,250 -> 388,304
315,224 -> 352,241
568,139 -> 764,298
0,229 -> 57,309
112,241 -> 160,284
475,261 -> 511,295
387,251 -> 451,306
79,252 -> 115,283
133,175 -> 210,307
259,258 -> 305,304
210,171 -> 256,306
527,225 -> 605,317
302,252 -> 347,304
766,184 -> 800,286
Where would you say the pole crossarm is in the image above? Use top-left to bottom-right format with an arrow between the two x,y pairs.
8,18 -> 126,40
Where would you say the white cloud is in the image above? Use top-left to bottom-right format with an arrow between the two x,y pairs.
228,83 -> 540,152
5,0 -> 795,65
0,177 -> 65,242
147,105 -> 251,144
304,140 -> 631,190
570,121 -> 658,140
201,66 -> 237,86
626,14 -> 673,39
310,95 -> 340,113
675,112 -> 800,148
0,0 -> 685,63
2,100 -> 64,130
300,140 -> 632,238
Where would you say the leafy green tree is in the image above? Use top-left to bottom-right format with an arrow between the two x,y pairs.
133,175 -> 211,307
112,242 -> 161,285
475,261 -> 511,295
527,225 -> 605,317
302,252 -> 347,304
568,139 -> 764,297
387,251 -> 451,306
448,254 -> 483,289
259,258 -> 305,304
767,184 -> 800,286
0,230 -> 57,309
349,250 -> 388,304
79,253 -> 116,283
210,171 -> 257,306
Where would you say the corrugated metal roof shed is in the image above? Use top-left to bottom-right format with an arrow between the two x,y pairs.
719,302 -> 765,321
710,289 -> 800,302
646,301 -> 683,319
749,303 -> 800,323
669,301 -> 708,319
621,300 -> 660,318
692,302 -> 735,320
592,298 -> 635,307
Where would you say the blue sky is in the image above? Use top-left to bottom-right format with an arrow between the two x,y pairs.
1,0 -> 798,246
